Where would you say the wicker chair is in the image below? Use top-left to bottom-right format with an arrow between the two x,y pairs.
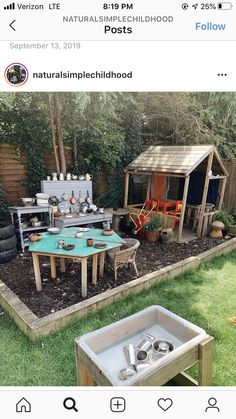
107,238 -> 140,281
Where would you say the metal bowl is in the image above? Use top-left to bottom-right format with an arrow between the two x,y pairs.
153,340 -> 174,355
47,227 -> 61,235
32,221 -> 44,227
21,198 -> 35,206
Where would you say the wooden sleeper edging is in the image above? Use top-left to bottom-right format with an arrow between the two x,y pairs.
1,237 -> 236,340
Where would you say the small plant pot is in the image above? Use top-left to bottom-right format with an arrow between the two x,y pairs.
146,230 -> 160,243
86,238 -> 94,247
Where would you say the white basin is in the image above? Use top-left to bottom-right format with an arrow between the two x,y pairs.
78,305 -> 206,386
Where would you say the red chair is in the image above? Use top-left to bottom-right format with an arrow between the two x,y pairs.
145,199 -> 159,212
167,200 -> 183,229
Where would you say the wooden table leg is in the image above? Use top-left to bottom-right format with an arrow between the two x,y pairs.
92,254 -> 98,285
32,253 -> 42,291
60,257 -> 66,273
50,256 -> 56,279
78,362 -> 95,386
81,258 -> 87,298
198,336 -> 214,385
99,252 -> 105,278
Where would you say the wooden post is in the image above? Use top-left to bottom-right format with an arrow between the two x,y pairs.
177,176 -> 190,242
50,256 -> 56,279
218,177 -> 227,210
124,171 -> 130,208
32,253 -> 42,291
198,336 -> 214,386
197,151 -> 214,236
146,175 -> 151,201
92,254 -> 98,285
60,257 -> 66,273
78,362 -> 95,386
99,252 -> 105,277
81,258 -> 87,298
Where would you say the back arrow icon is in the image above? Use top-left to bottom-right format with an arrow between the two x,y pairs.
9,20 -> 16,31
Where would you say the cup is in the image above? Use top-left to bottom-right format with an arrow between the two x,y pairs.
56,240 -> 65,249
47,176 -> 51,181
86,238 -> 94,247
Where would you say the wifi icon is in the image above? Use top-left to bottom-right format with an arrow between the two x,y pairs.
192,3 -> 198,9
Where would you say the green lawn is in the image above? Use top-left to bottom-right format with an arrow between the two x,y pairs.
1,251 -> 236,386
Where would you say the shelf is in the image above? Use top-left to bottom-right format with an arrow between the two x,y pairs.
209,175 -> 227,180
18,226 -> 50,232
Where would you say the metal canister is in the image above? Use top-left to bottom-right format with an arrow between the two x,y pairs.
136,350 -> 148,363
137,339 -> 152,352
56,240 -> 65,249
123,344 -> 136,370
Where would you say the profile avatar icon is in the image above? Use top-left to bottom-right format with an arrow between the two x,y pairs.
205,397 -> 220,412
4,63 -> 28,87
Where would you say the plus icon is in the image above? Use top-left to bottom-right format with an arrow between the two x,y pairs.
110,397 -> 126,412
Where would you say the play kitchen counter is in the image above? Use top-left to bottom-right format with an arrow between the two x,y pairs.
54,212 -> 113,229
29,228 -> 124,298
75,306 -> 214,386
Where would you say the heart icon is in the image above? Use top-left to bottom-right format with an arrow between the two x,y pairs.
157,398 -> 173,411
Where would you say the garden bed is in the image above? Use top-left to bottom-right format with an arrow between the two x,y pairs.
0,236 -> 229,317
1,236 -> 236,340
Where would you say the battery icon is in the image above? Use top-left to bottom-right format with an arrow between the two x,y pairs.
218,2 -> 233,9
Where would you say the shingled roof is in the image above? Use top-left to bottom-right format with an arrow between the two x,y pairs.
125,145 -> 228,176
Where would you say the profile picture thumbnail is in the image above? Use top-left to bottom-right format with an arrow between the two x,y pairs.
4,63 -> 29,86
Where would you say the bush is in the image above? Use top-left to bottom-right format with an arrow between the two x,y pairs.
215,211 -> 234,228
142,216 -> 162,231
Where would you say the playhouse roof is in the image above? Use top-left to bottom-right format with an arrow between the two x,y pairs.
125,145 -> 228,176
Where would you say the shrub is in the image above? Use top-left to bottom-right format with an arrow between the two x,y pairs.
215,211 -> 234,228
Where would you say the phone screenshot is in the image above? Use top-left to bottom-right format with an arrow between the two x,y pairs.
0,0 -> 236,417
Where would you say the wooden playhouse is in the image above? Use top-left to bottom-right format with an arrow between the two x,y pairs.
124,145 -> 228,242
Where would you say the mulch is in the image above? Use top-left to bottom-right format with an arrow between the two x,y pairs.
0,235 -> 229,318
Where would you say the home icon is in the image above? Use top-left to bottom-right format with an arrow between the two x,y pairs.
16,398 -> 31,413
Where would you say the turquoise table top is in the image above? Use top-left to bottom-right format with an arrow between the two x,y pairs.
29,228 -> 124,258
55,228 -> 124,243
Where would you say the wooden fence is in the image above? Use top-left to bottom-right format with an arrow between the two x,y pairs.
1,143 -> 236,211
224,161 -> 236,213
0,144 -> 73,204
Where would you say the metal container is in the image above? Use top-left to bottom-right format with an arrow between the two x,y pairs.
137,339 -> 152,352
56,240 -> 65,249
123,344 -> 136,370
75,232 -> 83,238
21,198 -> 35,207
136,350 -> 148,363
47,227 -> 61,235
32,221 -> 44,227
153,340 -> 174,356
119,367 -> 136,381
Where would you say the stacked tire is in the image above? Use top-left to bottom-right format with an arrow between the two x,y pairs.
0,223 -> 18,264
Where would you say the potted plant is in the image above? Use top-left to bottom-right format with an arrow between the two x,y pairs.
142,216 -> 162,242
214,211 -> 234,237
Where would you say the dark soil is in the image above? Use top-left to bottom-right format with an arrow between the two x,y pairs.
0,235 -> 229,318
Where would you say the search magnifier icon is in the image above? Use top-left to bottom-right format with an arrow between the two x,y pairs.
63,397 -> 78,412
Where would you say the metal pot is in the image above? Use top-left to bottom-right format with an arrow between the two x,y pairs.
81,203 -> 88,213
21,222 -> 29,229
78,191 -> 84,205
85,190 -> 92,205
32,221 -> 44,227
70,191 -> 77,205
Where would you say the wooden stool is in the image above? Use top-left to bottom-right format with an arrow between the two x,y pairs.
111,209 -> 130,231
